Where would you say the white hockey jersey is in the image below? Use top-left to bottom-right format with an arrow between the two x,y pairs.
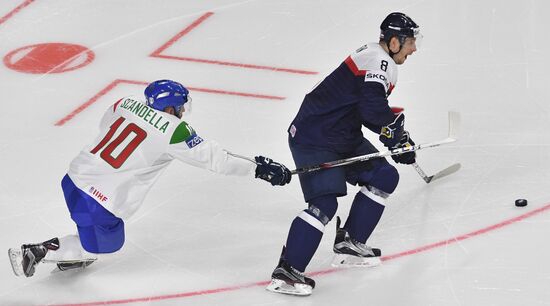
67,96 -> 255,219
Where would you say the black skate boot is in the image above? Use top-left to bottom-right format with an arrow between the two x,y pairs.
8,238 -> 59,277
266,246 -> 315,296
332,217 -> 382,267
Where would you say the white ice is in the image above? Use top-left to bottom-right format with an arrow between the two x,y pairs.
1,0 -> 550,305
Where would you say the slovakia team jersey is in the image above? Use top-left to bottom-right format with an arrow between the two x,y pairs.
289,43 -> 398,152
67,96 -> 255,219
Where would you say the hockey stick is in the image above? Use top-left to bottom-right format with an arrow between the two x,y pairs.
410,111 -> 461,183
291,111 -> 460,175
412,162 -> 461,183
228,149 -> 458,178
226,151 -> 258,164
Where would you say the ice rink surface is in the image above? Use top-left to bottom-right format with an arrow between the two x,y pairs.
1,0 -> 550,305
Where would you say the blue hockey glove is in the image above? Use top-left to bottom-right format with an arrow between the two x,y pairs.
379,112 -> 405,148
391,130 -> 416,165
255,156 -> 292,186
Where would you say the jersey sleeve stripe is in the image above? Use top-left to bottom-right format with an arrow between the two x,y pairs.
113,98 -> 123,112
344,56 -> 367,76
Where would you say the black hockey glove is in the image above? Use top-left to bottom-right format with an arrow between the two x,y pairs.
391,130 -> 416,165
255,156 -> 292,186
379,112 -> 405,148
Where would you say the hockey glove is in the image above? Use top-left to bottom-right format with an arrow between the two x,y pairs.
379,112 -> 405,148
391,130 -> 416,165
255,156 -> 292,186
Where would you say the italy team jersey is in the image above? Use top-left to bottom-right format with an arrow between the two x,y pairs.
67,96 -> 255,219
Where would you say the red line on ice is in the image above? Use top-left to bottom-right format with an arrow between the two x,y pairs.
153,54 -> 319,75
0,0 -> 34,26
149,12 -> 317,75
150,12 -> 215,57
54,79 -> 285,126
46,202 -> 550,306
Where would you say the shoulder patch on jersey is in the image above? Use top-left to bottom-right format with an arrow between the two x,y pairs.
355,44 -> 369,53
170,121 -> 193,144
170,121 -> 203,148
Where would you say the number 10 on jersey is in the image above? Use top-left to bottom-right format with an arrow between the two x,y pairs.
90,116 -> 148,169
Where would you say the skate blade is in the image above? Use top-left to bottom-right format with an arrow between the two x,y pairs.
331,253 -> 382,267
266,279 -> 312,296
8,248 -> 24,277
46,258 -> 97,274
43,258 -> 97,265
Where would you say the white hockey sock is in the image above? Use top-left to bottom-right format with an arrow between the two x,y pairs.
44,234 -> 98,262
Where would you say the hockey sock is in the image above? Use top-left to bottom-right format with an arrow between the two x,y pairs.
44,234 -> 98,262
344,186 -> 386,243
285,195 -> 337,272
284,216 -> 323,272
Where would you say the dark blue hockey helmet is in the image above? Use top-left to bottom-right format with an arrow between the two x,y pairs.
144,79 -> 191,117
380,12 -> 420,45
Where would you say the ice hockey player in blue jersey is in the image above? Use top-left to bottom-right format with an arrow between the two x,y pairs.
266,12 -> 422,296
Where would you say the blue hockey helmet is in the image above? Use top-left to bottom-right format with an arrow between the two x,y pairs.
380,12 -> 421,45
144,80 -> 191,117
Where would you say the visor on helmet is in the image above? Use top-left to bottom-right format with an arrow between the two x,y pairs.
175,94 -> 192,118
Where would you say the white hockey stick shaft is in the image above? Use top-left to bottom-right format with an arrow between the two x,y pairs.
292,111 -> 460,175
291,137 -> 455,175
225,151 -> 259,164
226,138 -> 456,175
412,162 -> 432,183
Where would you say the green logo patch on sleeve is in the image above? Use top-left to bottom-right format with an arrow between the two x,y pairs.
170,121 -> 195,144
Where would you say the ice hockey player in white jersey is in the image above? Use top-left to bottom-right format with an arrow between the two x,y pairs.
8,79 -> 292,278
266,12 -> 421,296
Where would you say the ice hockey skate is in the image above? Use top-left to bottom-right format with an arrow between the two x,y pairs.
9,237 -> 60,277
8,237 -> 95,277
266,246 -> 315,296
8,248 -> 24,277
331,217 -> 382,267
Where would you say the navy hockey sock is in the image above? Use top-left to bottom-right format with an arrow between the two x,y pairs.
284,217 -> 323,272
344,187 -> 386,243
285,195 -> 337,272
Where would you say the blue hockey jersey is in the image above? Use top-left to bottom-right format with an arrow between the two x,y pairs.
289,43 -> 398,153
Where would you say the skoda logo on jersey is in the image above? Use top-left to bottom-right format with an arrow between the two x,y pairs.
366,73 -> 387,81
365,73 -> 389,87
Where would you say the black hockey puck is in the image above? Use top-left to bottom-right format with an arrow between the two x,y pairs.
515,199 -> 528,207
